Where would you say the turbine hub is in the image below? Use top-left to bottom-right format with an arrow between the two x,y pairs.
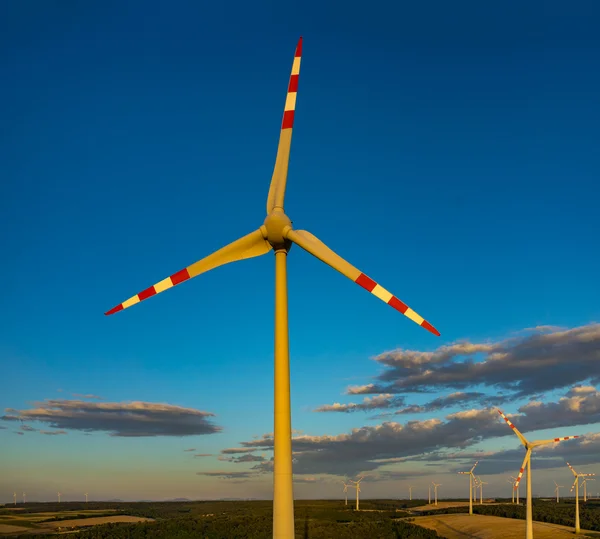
262,209 -> 292,251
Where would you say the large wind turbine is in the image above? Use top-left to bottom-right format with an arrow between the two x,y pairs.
554,481 -> 564,503
567,462 -> 595,534
104,37 -> 440,539
498,409 -> 579,539
431,482 -> 441,506
458,460 -> 478,515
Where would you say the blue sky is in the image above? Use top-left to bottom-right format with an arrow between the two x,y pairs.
2,1 -> 600,502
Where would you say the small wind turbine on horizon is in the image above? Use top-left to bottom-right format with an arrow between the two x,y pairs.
13,492 -> 16,506
22,492 -> 26,504
104,36 -> 441,539
428,484 -> 431,505
408,485 -> 413,501
458,460 -> 478,515
477,478 -> 488,504
580,477 -> 595,503
498,409 -> 580,539
431,482 -> 441,506
85,493 -> 88,504
507,478 -> 515,503
554,481 -> 564,503
57,492 -> 61,503
567,462 -> 595,534
510,475 -> 520,504
348,476 -> 364,511
341,483 -> 348,506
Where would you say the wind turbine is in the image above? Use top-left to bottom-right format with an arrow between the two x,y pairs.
554,481 -> 564,503
428,484 -> 431,504
498,409 -> 579,539
408,485 -> 413,501
341,483 -> 348,506
348,476 -> 364,511
581,477 -> 595,503
458,460 -> 478,515
567,462 -> 595,534
13,492 -> 16,506
478,479 -> 488,504
432,482 -> 441,506
510,475 -> 520,504
85,493 -> 88,504
22,492 -> 26,504
57,492 -> 61,503
507,478 -> 515,503
104,37 -> 441,539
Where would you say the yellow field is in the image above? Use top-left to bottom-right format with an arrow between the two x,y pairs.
0,523 -> 31,535
411,513 -> 597,538
41,515 -> 154,529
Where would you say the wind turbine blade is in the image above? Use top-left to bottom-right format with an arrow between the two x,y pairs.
266,37 -> 303,214
285,229 -> 440,336
470,461 -> 479,473
567,462 -> 579,477
514,449 -> 531,489
105,229 -> 271,315
497,409 -> 529,446
532,435 -> 579,447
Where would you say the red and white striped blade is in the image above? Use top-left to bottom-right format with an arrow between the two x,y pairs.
285,228 -> 440,336
533,435 -> 580,447
497,409 -> 528,447
514,449 -> 531,489
266,37 -> 302,214
105,229 -> 271,315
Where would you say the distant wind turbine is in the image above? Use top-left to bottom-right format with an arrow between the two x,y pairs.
554,481 -> 564,503
348,476 -> 364,511
57,492 -> 61,503
432,482 -> 441,506
507,478 -> 515,503
478,479 -> 488,504
498,409 -> 579,539
458,460 -> 478,515
341,483 -> 348,506
85,492 -> 88,504
581,477 -> 595,503
408,485 -> 413,501
567,462 -> 595,534
103,36 -> 441,539
510,475 -> 520,504
13,492 -> 16,506
428,484 -> 431,505
22,492 -> 26,504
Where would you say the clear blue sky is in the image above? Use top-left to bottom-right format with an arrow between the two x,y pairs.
2,1 -> 599,502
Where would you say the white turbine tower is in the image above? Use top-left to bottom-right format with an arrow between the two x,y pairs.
498,409 -> 579,539
581,477 -> 595,503
348,476 -> 364,511
22,492 -> 26,504
341,483 -> 348,506
432,482 -> 441,506
57,492 -> 61,503
428,484 -> 431,504
567,462 -> 595,534
408,485 -> 413,501
458,460 -> 478,515
507,478 -> 515,503
478,479 -> 488,504
554,481 -> 564,503
510,475 -> 520,504
85,493 -> 88,504
13,492 -> 16,506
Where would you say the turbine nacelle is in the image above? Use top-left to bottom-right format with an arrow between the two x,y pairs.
262,210 -> 293,251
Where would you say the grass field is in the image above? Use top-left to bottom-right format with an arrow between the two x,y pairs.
412,513 -> 599,538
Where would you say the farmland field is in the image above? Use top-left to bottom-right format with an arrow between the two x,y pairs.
411,513 -> 599,538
